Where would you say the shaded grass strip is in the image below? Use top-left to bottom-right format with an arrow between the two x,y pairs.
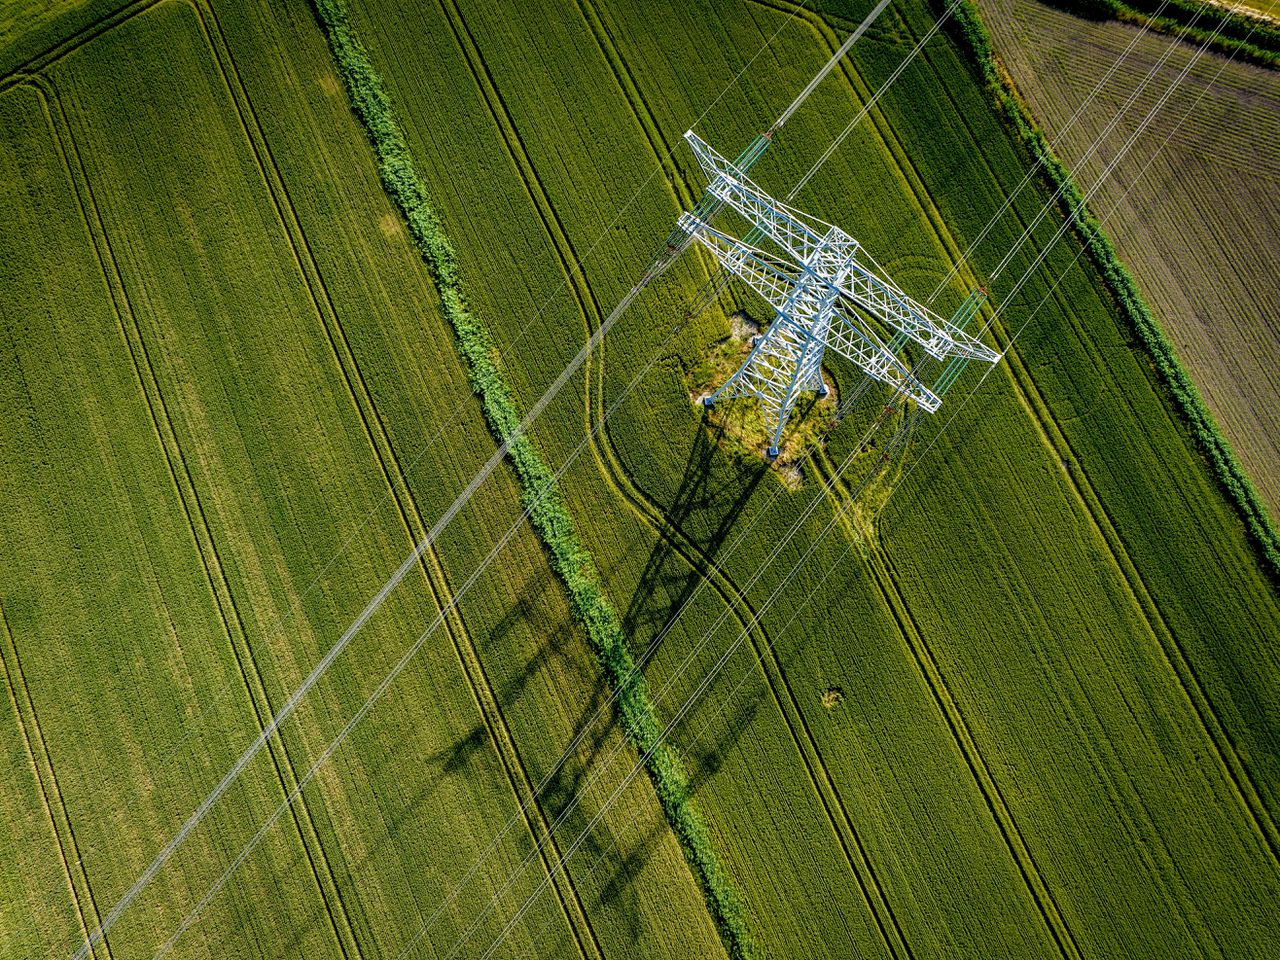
944,0 -> 1280,580
309,0 -> 757,955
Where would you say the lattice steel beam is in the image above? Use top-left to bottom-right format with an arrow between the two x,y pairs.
676,132 -> 998,455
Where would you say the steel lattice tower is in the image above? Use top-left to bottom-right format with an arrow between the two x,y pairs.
676,132 -> 1000,457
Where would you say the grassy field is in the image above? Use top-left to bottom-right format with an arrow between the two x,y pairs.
0,1 -> 723,957
1,0 -> 1278,958
979,0 -> 1280,524
345,0 -> 1280,956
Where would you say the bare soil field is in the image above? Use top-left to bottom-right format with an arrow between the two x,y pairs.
980,0 -> 1280,517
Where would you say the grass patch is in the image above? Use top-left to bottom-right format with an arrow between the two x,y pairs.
685,310 -> 839,477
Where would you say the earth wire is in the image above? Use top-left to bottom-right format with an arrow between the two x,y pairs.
460,11 -> 1248,954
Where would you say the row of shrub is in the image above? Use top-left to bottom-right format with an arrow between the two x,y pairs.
945,0 -> 1280,579
309,0 -> 756,954
1054,0 -> 1280,69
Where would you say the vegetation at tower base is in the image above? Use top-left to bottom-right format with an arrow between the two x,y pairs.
945,0 -> 1280,580
310,0 -> 755,955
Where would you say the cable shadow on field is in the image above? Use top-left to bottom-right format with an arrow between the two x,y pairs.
328,420 -> 775,940
587,684 -> 768,940
622,413 -> 767,673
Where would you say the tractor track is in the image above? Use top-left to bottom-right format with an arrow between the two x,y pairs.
5,0 -> 1272,955
15,2 -> 607,953
573,4 -> 918,958
0,603 -> 114,960
787,0 -> 1273,949
30,63 -> 364,958
691,0 -> 1080,953
0,0 -> 159,90
438,0 -> 915,955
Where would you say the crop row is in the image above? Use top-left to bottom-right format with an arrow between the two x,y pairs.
309,0 -> 755,955
947,0 -> 1280,578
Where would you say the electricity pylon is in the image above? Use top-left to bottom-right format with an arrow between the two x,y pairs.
677,131 -> 1000,457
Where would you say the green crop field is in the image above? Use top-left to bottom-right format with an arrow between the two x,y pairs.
2,0 -> 1278,958
0,2 -> 721,958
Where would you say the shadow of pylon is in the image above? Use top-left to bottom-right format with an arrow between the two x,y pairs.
621,409 -> 767,671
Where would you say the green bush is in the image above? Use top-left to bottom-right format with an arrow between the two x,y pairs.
946,0 -> 1280,580
1055,0 -> 1280,69
310,0 -> 757,954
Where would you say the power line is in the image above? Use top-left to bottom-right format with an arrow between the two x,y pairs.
452,10 -> 1251,955
68,6 -> 832,958
105,0 -> 1244,955
988,2 -> 1213,282
926,0 -> 1177,302
773,0 -> 895,131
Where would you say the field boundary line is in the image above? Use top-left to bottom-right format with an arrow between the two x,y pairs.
937,0 -> 1280,863
32,56 -> 363,958
191,2 -> 607,952
0,602 -> 112,959
0,0 -> 160,88
565,3 -> 915,956
190,2 -> 611,953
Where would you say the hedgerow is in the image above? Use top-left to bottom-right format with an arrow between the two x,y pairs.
1051,0 -> 1280,70
946,0 -> 1280,579
310,0 -> 756,954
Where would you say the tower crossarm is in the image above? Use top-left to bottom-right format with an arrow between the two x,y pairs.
681,213 -> 941,414
835,262 -> 1001,363
678,213 -> 805,314
684,132 -> 856,268
826,300 -> 942,413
